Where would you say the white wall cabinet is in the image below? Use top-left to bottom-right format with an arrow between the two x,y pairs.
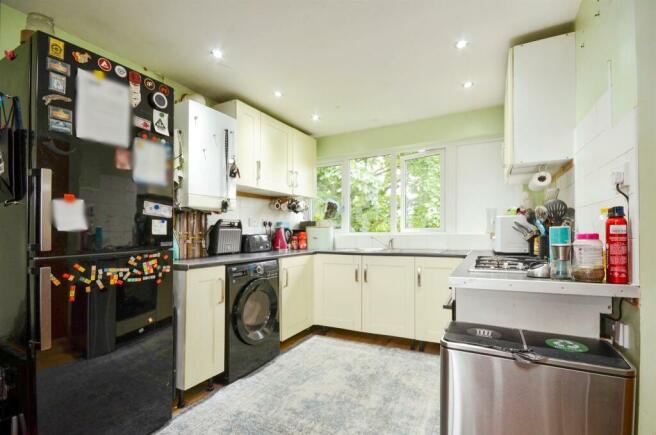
174,100 -> 236,210
279,256 -> 314,341
414,257 -> 462,343
362,256 -> 415,339
504,33 -> 575,182
289,128 -> 317,197
314,254 -> 362,330
173,265 -> 226,391
214,99 -> 317,197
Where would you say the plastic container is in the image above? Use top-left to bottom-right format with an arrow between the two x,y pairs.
549,226 -> 572,280
572,233 -> 604,283
597,208 -> 609,279
606,206 -> 629,284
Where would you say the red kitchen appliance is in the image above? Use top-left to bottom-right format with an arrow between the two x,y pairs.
273,227 -> 288,250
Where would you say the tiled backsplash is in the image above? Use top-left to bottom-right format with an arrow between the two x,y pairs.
334,233 -> 493,251
573,89 -> 639,284
207,195 -> 307,234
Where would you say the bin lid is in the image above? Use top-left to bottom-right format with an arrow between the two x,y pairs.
442,321 -> 635,377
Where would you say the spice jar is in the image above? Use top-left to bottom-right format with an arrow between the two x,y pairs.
572,233 -> 604,283
290,235 -> 299,250
298,231 -> 307,250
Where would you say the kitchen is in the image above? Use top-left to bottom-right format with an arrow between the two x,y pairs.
0,1 -> 655,434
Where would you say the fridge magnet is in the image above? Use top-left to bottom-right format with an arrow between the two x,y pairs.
72,50 -> 91,64
73,263 -> 86,273
115,148 -> 132,170
114,65 -> 127,78
133,115 -> 152,130
50,274 -> 61,286
149,92 -> 168,110
129,82 -> 141,108
46,57 -> 71,76
48,118 -> 73,135
85,286 -> 91,294
48,37 -> 65,60
158,84 -> 169,96
144,78 -> 155,90
48,72 -> 67,94
42,94 -> 72,106
128,70 -> 142,84
153,109 -> 169,136
48,106 -> 73,122
97,57 -> 112,72
68,285 -> 76,303
96,279 -> 104,290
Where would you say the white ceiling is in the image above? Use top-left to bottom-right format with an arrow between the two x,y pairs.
6,0 -> 580,137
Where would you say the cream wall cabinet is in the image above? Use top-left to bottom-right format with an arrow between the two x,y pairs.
414,257 -> 462,343
279,256 -> 314,341
214,99 -> 316,197
504,33 -> 575,182
173,265 -> 226,391
289,128 -> 317,197
361,256 -> 415,339
314,254 -> 362,331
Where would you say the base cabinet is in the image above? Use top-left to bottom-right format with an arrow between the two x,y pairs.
173,265 -> 226,391
414,257 -> 462,343
314,254 -> 464,342
362,256 -> 415,339
280,256 -> 314,341
314,255 -> 362,331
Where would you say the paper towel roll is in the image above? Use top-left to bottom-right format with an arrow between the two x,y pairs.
528,171 -> 552,191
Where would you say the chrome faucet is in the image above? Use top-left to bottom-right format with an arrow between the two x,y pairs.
370,236 -> 394,249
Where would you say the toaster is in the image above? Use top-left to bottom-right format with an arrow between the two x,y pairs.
208,219 -> 242,255
241,234 -> 272,253
494,215 -> 530,254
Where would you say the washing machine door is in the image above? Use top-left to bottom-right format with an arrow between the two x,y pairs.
233,278 -> 279,345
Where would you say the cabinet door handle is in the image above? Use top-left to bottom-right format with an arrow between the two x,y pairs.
287,170 -> 293,187
39,267 -> 52,351
355,265 -> 359,282
256,160 -> 261,182
218,278 -> 225,304
285,268 -> 289,288
37,169 -> 52,252
363,265 -> 368,283
417,267 -> 422,287
294,171 -> 299,187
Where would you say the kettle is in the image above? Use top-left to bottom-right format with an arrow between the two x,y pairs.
273,227 -> 288,250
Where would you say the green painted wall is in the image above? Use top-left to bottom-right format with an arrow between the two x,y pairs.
317,106 -> 503,159
635,0 -> 656,432
0,3 -> 206,102
575,0 -> 637,122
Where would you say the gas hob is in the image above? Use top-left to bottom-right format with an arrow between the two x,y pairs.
468,255 -> 546,274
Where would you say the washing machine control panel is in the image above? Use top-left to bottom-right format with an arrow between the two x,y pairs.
229,261 -> 279,279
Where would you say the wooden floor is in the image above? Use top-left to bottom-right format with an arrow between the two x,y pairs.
173,327 -> 440,415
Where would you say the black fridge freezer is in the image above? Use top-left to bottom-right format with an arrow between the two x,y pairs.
0,32 -> 175,435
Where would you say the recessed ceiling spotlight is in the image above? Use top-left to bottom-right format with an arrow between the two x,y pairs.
462,81 -> 474,89
273,90 -> 283,98
311,114 -> 320,121
210,49 -> 223,59
455,40 -> 469,50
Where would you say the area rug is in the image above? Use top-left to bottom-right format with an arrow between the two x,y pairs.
157,335 -> 441,435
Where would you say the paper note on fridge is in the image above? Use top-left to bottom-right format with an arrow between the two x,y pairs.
132,137 -> 167,186
151,219 -> 167,235
52,198 -> 89,232
75,69 -> 131,148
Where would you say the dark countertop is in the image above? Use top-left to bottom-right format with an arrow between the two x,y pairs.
173,248 -> 470,270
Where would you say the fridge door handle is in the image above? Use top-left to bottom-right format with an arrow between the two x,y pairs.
38,169 -> 52,252
39,267 -> 52,351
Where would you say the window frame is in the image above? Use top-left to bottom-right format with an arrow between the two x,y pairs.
316,143 -> 446,234
399,149 -> 445,233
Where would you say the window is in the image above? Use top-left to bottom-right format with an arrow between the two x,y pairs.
350,155 -> 392,232
315,147 -> 443,233
314,164 -> 343,228
401,151 -> 442,230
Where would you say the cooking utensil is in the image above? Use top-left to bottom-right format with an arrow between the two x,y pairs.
544,199 -> 568,225
527,262 -> 551,278
535,205 -> 549,222
544,187 -> 560,201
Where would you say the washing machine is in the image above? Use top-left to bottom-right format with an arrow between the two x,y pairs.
225,260 -> 280,383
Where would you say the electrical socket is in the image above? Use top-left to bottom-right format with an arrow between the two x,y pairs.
611,170 -> 625,185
